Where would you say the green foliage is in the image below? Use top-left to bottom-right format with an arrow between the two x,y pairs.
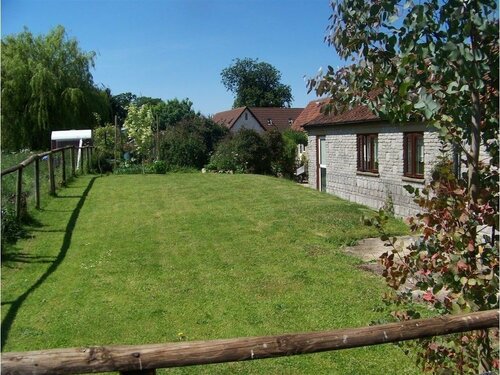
147,160 -> 168,174
159,117 -> 227,171
264,130 -> 297,178
113,162 -> 144,175
1,207 -> 25,247
283,129 -> 308,146
208,129 -> 305,178
207,129 -> 271,174
123,104 -> 154,162
90,152 -> 113,174
221,58 -> 293,108
152,98 -> 197,129
1,26 -> 111,150
367,160 -> 498,373
311,1 -> 499,372
110,92 -> 136,125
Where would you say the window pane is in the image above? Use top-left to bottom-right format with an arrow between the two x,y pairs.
320,137 -> 326,165
320,167 -> 327,192
373,137 -> 378,170
416,136 -> 424,175
407,139 -> 413,175
366,139 -> 371,162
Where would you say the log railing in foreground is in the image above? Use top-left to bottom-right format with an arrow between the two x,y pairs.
2,310 -> 498,375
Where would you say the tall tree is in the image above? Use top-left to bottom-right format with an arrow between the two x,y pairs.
123,104 -> 154,162
1,26 -> 110,150
221,58 -> 293,108
110,92 -> 137,125
153,98 -> 197,129
308,0 -> 498,372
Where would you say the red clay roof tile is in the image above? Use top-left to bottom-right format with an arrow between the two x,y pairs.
249,107 -> 304,132
292,98 -> 329,131
213,107 -> 304,132
212,107 -> 247,129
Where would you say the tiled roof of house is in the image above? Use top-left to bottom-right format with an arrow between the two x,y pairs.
249,107 -> 304,132
291,99 -> 329,131
213,106 -> 304,132
304,102 -> 380,127
212,107 -> 247,129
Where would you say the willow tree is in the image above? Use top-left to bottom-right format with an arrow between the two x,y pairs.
1,26 -> 111,150
309,0 -> 498,372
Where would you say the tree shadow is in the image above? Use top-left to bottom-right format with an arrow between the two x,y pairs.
2,251 -> 56,269
1,176 -> 98,350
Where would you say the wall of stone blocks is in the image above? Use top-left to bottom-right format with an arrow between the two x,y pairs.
307,122 -> 442,217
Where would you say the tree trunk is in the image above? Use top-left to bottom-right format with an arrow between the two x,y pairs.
469,88 -> 481,203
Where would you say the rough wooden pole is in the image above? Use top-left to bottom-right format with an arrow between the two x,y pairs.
71,147 -> 76,177
1,310 -> 497,375
61,149 -> 66,186
48,153 -> 56,196
34,157 -> 40,209
15,167 -> 23,219
156,114 -> 160,161
115,115 -> 118,169
86,147 -> 91,173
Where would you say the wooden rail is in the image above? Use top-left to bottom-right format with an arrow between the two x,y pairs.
1,146 -> 93,218
2,310 -> 497,375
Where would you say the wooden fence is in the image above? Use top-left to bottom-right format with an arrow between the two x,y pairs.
1,309 -> 497,375
1,146 -> 93,219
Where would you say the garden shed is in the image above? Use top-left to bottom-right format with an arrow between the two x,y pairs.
50,129 -> 92,149
51,129 -> 93,170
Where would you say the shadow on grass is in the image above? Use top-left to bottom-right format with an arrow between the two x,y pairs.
1,176 -> 98,350
2,251 -> 56,268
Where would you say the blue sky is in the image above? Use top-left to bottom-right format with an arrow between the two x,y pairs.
2,0 -> 342,116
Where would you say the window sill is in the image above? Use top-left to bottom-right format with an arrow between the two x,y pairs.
356,171 -> 380,178
402,176 -> 425,184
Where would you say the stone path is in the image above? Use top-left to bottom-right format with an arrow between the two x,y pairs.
343,235 -> 415,262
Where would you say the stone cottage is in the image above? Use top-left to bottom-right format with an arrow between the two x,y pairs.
302,101 -> 442,217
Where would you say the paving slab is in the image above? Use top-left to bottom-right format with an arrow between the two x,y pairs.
343,235 -> 416,262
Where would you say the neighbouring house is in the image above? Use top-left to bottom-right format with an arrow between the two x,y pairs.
291,98 -> 329,161
302,104 -> 442,217
213,106 -> 304,134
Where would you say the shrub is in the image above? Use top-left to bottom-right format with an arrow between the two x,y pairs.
264,130 -> 298,178
90,151 -> 113,174
207,129 -> 271,174
159,117 -> 227,171
113,162 -> 144,175
1,207 -> 25,247
148,160 -> 167,174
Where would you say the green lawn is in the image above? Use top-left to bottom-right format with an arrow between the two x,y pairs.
1,173 -> 417,374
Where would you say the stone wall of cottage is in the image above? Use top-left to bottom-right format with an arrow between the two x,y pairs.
307,123 -> 442,217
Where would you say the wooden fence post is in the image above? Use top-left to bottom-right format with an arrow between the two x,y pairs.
71,147 -> 76,177
61,149 -> 66,186
34,157 -> 40,209
15,167 -> 23,219
48,153 -> 56,196
86,147 -> 90,173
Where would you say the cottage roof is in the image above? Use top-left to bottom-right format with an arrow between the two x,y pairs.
212,107 -> 247,129
305,104 -> 379,127
213,106 -> 304,132
291,99 -> 329,131
249,107 -> 304,132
